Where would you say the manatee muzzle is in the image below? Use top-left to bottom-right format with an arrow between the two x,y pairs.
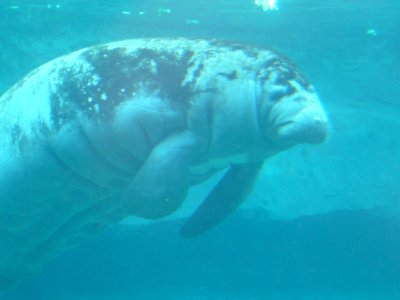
267,101 -> 328,147
275,111 -> 328,145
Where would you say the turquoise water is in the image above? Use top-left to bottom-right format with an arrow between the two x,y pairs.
1,0 -> 400,299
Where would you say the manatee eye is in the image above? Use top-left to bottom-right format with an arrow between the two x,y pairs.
269,88 -> 287,102
286,84 -> 296,95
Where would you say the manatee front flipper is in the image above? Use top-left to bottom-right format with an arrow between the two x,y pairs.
180,162 -> 263,238
123,130 -> 202,219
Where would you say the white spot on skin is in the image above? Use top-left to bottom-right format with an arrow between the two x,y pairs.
88,97 -> 93,103
101,93 -> 108,101
88,74 -> 99,86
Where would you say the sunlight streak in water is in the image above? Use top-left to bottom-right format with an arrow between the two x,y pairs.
254,0 -> 279,11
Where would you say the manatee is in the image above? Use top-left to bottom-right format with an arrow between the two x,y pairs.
0,38 -> 328,290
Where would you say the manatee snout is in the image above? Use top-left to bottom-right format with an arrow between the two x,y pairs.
299,115 -> 328,144
266,94 -> 328,147
276,108 -> 328,145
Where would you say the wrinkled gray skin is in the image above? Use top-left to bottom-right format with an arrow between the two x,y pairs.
0,38 -> 328,290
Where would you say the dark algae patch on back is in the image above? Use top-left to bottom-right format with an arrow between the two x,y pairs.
50,45 -> 196,128
83,46 -> 196,107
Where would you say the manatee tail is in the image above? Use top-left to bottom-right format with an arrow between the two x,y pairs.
180,162 -> 263,238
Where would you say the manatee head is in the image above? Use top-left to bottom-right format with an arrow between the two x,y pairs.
257,58 -> 328,148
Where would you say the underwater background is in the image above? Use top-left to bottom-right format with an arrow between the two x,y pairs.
1,0 -> 399,299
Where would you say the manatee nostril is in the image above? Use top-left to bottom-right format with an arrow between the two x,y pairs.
307,117 -> 328,144
314,116 -> 328,129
